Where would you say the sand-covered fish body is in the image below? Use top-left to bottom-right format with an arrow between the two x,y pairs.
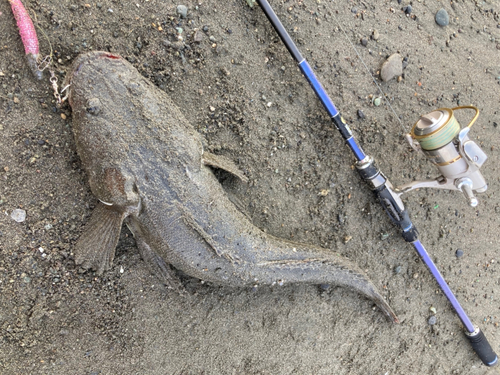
66,51 -> 398,323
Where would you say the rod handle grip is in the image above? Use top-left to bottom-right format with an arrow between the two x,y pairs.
466,328 -> 498,367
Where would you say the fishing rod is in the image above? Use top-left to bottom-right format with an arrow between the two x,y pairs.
253,0 -> 497,367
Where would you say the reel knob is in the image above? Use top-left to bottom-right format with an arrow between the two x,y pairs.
456,178 -> 478,207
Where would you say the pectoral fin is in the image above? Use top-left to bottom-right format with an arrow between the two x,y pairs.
74,202 -> 126,275
202,152 -> 248,182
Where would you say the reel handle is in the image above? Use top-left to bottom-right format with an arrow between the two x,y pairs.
465,328 -> 498,367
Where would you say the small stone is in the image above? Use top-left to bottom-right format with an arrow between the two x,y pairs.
435,9 -> 449,27
373,97 -> 381,106
456,249 -> 464,258
394,266 -> 402,274
351,7 -> 357,13
429,306 -> 437,314
11,209 -> 26,223
403,5 -> 412,14
402,57 -> 409,69
176,5 -> 188,18
360,37 -> 368,47
13,97 -> 20,104
319,284 -> 330,291
380,53 -> 403,82
193,30 -> 204,43
357,109 -> 365,119
413,273 -> 419,279
61,113 -> 67,120
372,29 -> 380,40
428,316 -> 437,325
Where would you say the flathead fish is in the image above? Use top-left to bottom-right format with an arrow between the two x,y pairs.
65,51 -> 398,323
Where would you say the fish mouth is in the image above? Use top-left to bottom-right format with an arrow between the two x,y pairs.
64,51 -> 123,82
64,51 -> 125,105
72,51 -> 122,74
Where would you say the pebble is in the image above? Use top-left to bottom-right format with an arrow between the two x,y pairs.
380,53 -> 403,82
11,209 -> 26,223
455,249 -> 464,258
429,306 -> 437,314
394,265 -> 402,274
372,30 -> 380,40
176,5 -> 188,18
428,316 -> 437,325
360,37 -> 368,47
435,9 -> 449,27
357,109 -> 365,119
194,30 -> 204,43
403,5 -> 412,15
373,97 -> 381,106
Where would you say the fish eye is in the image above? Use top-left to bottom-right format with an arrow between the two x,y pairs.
86,98 -> 101,115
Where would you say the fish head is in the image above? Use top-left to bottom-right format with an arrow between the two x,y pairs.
66,52 -> 142,211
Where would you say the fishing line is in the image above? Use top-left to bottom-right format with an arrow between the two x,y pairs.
329,9 -> 406,133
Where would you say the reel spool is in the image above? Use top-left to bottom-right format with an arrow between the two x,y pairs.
397,106 -> 488,207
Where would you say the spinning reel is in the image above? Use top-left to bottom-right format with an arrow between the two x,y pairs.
398,106 -> 488,207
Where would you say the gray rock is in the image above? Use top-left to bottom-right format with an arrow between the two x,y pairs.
11,209 -> 26,223
380,53 -> 403,82
428,316 -> 437,325
176,5 -> 188,18
372,29 -> 380,40
435,9 -> 449,26
456,249 -> 464,258
193,30 -> 204,43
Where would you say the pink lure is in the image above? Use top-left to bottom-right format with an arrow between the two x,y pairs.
9,0 -> 42,79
